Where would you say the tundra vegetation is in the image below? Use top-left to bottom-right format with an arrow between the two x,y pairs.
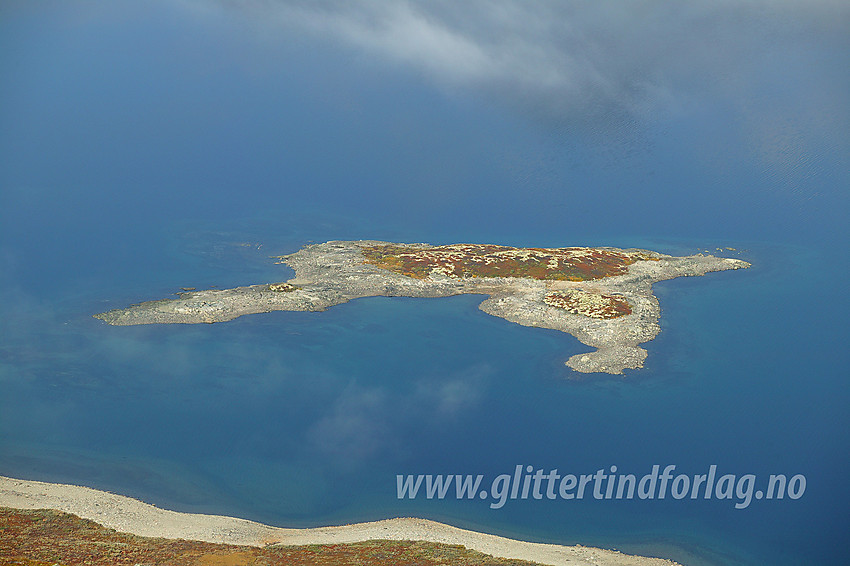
0,508 -> 542,566
360,244 -> 657,281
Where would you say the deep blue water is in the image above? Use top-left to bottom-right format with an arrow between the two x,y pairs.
1,3 -> 849,566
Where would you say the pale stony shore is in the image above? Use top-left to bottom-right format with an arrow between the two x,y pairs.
1,475 -> 681,566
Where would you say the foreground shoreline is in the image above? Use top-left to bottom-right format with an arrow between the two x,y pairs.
1,475 -> 680,566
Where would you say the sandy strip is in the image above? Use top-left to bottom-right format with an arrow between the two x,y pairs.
1,475 -> 680,566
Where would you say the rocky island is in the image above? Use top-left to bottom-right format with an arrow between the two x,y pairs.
94,240 -> 750,374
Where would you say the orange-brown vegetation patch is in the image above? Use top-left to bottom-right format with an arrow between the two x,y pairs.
544,290 -> 633,319
0,507 -> 541,566
361,243 -> 653,281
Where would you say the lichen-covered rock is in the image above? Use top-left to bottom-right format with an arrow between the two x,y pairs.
544,289 -> 632,319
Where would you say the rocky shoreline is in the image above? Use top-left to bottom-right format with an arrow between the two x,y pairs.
1,476 -> 681,566
94,240 -> 749,374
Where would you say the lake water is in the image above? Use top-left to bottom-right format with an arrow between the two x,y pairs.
1,218 -> 846,566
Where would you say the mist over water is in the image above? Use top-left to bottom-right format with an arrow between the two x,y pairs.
1,3 -> 848,566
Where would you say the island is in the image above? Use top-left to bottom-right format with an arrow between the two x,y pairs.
94,240 -> 750,374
